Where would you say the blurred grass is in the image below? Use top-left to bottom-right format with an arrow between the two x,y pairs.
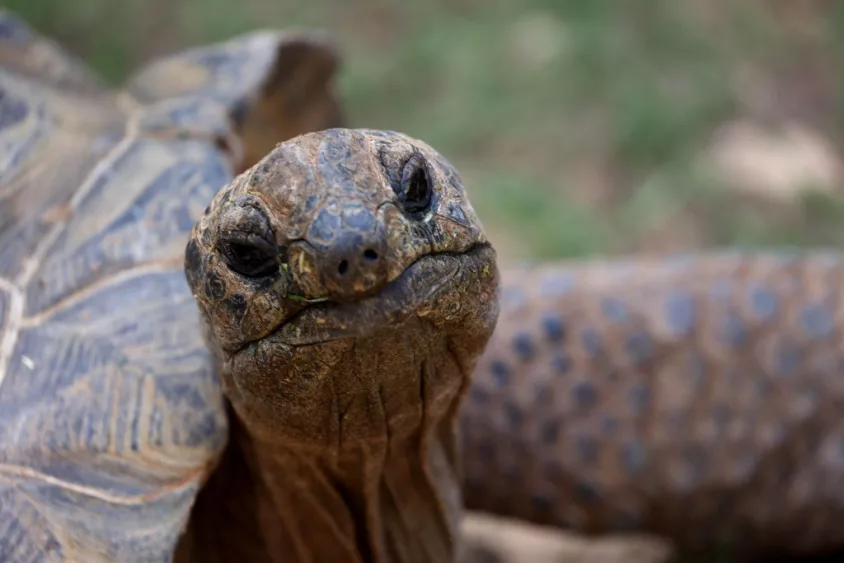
4,0 -> 844,263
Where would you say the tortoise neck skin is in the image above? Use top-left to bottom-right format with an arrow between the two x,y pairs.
235,318 -> 482,562
184,128 -> 499,562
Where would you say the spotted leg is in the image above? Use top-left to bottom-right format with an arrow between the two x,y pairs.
460,250 -> 844,560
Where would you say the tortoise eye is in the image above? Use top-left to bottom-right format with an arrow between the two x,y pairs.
219,232 -> 278,278
217,205 -> 278,278
394,154 -> 433,217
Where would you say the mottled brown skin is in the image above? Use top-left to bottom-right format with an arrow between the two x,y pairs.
461,252 -> 844,561
181,128 -> 499,562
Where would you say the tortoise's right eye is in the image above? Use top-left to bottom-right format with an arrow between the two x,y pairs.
217,203 -> 279,278
219,232 -> 278,278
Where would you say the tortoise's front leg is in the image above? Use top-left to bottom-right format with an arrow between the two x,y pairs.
461,252 -> 844,560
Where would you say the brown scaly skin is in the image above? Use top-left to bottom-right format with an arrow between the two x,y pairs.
182,128 -> 500,562
461,254 -> 844,562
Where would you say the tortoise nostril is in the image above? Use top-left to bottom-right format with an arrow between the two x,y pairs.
336,251 -> 378,278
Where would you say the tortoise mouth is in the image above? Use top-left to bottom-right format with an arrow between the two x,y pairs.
230,243 -> 495,355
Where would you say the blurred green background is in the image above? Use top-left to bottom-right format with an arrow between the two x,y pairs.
6,0 -> 844,263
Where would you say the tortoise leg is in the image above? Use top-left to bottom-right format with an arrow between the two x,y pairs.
461,255 -> 844,559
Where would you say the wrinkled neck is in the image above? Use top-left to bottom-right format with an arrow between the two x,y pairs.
240,325 -> 474,563
245,415 -> 463,563
177,384 -> 467,563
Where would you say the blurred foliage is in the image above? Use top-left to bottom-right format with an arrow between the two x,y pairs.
4,0 -> 844,263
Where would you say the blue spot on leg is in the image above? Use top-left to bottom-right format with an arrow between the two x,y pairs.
512,332 -> 535,361
490,361 -> 510,387
663,291 -> 696,337
748,285 -> 778,321
801,304 -> 834,339
541,313 -> 566,342
572,380 -> 598,409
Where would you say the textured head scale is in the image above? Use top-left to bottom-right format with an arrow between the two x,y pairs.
185,128 -> 499,446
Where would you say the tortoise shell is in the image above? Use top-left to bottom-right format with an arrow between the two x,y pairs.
0,11 -> 344,561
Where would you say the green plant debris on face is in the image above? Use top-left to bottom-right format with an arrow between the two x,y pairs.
273,262 -> 329,303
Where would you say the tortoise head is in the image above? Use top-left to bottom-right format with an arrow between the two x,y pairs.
185,128 -> 499,448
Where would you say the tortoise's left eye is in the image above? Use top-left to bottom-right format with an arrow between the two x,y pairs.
394,154 -> 433,217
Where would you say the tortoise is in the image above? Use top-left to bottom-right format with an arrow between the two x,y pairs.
5,10 -> 844,563
0,13 -> 664,563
